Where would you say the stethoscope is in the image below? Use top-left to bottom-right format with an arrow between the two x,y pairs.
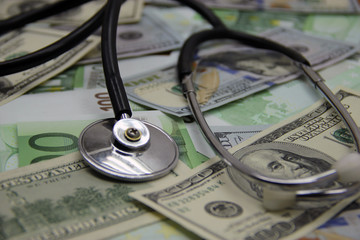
1,0 -> 360,210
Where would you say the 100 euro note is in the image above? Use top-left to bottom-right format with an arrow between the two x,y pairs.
130,87 -> 360,240
123,27 -> 358,117
0,27 -> 100,106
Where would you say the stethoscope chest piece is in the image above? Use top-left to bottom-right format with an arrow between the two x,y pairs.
78,118 -> 179,182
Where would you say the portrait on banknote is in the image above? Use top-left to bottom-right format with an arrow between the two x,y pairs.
228,142 -> 337,201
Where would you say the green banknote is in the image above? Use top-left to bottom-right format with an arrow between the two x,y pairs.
1,111 -> 207,170
231,11 -> 307,34
26,66 -> 83,94
303,14 -> 360,44
17,120 -> 93,167
0,124 -> 18,172
211,55 -> 360,126
231,11 -> 360,45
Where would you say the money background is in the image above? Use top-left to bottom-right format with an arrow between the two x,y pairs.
2,0 -> 360,239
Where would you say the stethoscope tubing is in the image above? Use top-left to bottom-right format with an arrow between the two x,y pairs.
101,0 -> 131,120
176,9 -> 360,193
0,0 -> 105,76
184,73 -> 360,201
1,0 -> 359,203
300,64 -> 360,152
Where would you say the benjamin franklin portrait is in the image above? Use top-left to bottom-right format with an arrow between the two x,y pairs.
228,142 -> 337,202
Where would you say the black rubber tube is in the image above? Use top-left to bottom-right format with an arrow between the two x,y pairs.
0,2 -> 105,76
101,0 -> 132,119
0,0 -> 94,36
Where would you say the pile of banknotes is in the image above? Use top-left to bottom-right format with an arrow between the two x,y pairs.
1,0 -> 360,239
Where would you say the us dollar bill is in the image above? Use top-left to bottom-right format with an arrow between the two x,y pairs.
187,124 -> 270,159
78,10 -> 182,64
212,125 -> 270,150
0,0 -> 144,24
0,150 -> 192,240
130,87 -> 360,240
123,27 -> 358,117
47,0 -> 144,25
0,27 -> 100,106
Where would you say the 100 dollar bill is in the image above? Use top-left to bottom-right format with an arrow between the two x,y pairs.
46,0 -> 144,25
78,10 -> 182,64
0,150 -> 192,240
130,87 -> 360,240
123,27 -> 358,117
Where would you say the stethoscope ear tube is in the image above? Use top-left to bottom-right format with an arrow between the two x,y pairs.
185,75 -> 360,209
183,73 -> 338,188
179,29 -> 360,208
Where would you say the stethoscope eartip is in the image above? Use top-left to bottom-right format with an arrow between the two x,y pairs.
262,188 -> 296,211
333,152 -> 360,183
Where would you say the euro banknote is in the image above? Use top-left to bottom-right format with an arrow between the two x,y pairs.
0,110 -> 207,172
232,10 -> 360,45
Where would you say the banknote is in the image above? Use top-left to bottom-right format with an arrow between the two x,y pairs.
303,14 -> 360,45
0,110 -> 207,171
122,27 -> 358,117
303,207 -> 360,239
25,66 -> 81,94
232,11 -> 360,45
0,149 -> 193,240
145,0 -> 359,13
78,10 -> 182,64
209,53 -> 360,127
231,11 -> 307,34
0,88 -> 150,124
0,0 -> 56,19
144,6 -> 240,39
47,0 -> 144,25
130,87 -> 360,240
24,52 -> 179,95
0,27 -> 100,106
187,124 -> 270,158
0,0 -> 143,24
